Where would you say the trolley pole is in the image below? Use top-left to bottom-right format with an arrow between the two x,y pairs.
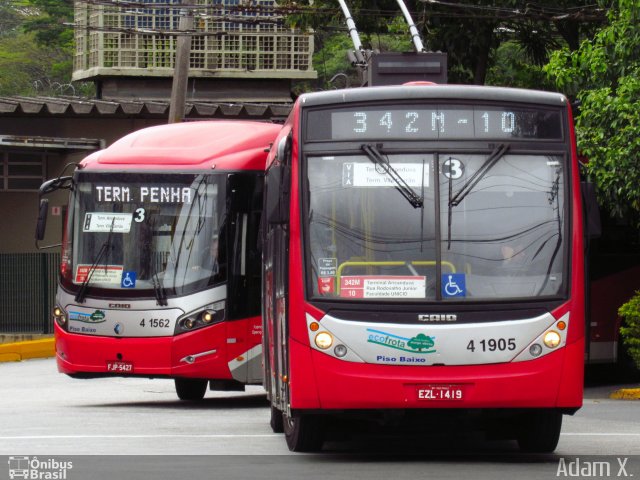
169,0 -> 195,123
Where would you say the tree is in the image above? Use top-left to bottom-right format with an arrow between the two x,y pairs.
619,292 -> 640,370
407,334 -> 434,352
545,0 -> 640,219
0,0 -> 79,96
22,0 -> 73,48
283,0 -> 603,87
0,31 -> 72,95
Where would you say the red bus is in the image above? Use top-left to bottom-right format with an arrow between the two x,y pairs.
262,85 -> 584,452
37,120 -> 281,400
586,209 -> 640,367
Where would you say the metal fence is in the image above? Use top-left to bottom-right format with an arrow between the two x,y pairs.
73,0 -> 315,81
0,253 -> 59,334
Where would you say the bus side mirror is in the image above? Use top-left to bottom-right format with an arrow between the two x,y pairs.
581,181 -> 601,239
265,165 -> 290,225
35,198 -> 49,241
39,175 -> 73,196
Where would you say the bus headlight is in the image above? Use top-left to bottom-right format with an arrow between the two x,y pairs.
543,331 -> 561,349
175,301 -> 225,334
201,310 -> 216,324
314,332 -> 333,349
53,306 -> 67,327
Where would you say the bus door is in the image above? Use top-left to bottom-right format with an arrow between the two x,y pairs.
263,135 -> 292,411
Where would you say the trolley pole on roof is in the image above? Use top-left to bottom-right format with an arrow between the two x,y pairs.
169,0 -> 195,124
395,0 -> 426,52
337,0 -> 366,64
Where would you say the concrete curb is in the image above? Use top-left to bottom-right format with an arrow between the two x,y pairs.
609,388 -> 640,400
0,338 -> 55,363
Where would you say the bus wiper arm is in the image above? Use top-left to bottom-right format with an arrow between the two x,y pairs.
449,143 -> 510,207
152,272 -> 168,306
361,144 -> 423,209
75,217 -> 116,303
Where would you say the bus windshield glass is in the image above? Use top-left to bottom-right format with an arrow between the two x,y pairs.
65,172 -> 226,297
306,150 -> 566,302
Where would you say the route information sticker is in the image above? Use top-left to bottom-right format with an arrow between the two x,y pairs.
340,276 -> 426,299
342,163 -> 429,188
75,265 -> 124,284
83,213 -> 132,233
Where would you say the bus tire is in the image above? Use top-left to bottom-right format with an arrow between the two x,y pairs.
516,410 -> 562,453
283,413 -> 324,452
270,405 -> 284,433
174,378 -> 208,401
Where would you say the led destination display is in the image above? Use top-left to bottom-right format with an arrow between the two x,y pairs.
306,104 -> 563,141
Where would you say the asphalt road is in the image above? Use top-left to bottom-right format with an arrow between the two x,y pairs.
1,358 -> 638,480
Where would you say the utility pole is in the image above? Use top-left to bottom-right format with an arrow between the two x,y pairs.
168,0 -> 195,123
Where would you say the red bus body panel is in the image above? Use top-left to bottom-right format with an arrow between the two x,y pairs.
56,120 -> 280,382
55,316 -> 262,378
274,88 -> 584,413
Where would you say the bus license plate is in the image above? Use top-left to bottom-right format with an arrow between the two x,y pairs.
106,361 -> 134,373
417,385 -> 464,401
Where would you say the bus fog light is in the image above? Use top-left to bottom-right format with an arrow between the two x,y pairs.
314,332 -> 333,349
53,307 -> 66,325
543,331 -> 561,349
334,344 -> 348,357
529,343 -> 543,357
183,318 -> 195,330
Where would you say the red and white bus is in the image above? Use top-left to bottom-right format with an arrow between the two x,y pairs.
262,85 -> 585,452
37,120 -> 281,400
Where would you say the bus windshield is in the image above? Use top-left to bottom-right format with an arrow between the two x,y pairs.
306,150 -> 566,302
64,172 -> 226,297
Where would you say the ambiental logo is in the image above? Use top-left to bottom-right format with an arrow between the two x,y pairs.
8,456 -> 73,479
68,310 -> 106,324
367,328 -> 436,354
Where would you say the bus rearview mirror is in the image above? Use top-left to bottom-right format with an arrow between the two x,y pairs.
35,198 -> 49,242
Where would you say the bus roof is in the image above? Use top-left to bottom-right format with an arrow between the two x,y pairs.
298,84 -> 568,108
81,121 -> 281,171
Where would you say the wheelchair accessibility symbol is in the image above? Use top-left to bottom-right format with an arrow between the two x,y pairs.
442,274 -> 466,298
121,271 -> 136,288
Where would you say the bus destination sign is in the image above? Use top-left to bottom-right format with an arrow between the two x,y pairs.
306,105 -> 563,141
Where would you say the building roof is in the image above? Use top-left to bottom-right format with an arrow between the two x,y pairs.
0,96 -> 293,121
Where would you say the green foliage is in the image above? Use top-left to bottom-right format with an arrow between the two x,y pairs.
22,0 -> 73,49
486,41 -> 556,89
0,31 -> 72,96
295,15 -> 413,93
545,0 -> 640,219
0,0 -> 77,96
618,291 -> 640,370
286,0 -> 601,89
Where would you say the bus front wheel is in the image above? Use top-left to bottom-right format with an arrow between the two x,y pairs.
283,412 -> 324,452
270,405 -> 284,433
174,378 -> 208,401
516,410 -> 562,453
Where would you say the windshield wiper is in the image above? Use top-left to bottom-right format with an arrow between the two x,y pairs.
75,217 -> 116,303
449,143 -> 510,207
361,144 -> 423,209
152,272 -> 168,306
446,144 -> 509,250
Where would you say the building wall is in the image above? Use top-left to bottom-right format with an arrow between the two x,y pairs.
0,116 -> 167,254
